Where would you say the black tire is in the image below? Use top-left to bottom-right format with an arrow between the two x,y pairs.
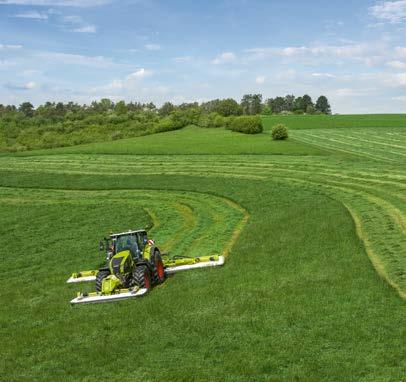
132,265 -> 151,291
150,249 -> 165,285
95,270 -> 110,292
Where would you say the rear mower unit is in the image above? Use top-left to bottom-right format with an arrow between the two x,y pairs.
68,229 -> 224,304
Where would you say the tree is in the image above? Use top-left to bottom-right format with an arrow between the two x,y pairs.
284,95 -> 295,112
302,94 -> 313,112
55,102 -> 66,117
251,94 -> 263,114
100,98 -> 114,112
315,96 -> 331,114
240,94 -> 263,115
114,100 -> 127,115
159,102 -> 175,117
240,95 -> 251,115
18,102 -> 34,117
306,104 -> 316,114
293,97 -> 304,112
145,102 -> 157,111
270,97 -> 285,113
217,98 -> 242,116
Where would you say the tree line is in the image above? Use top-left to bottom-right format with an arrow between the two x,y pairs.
0,94 -> 331,152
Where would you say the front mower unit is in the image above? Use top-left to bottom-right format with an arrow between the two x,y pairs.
71,287 -> 148,305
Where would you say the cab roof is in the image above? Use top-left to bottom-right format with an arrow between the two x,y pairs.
109,229 -> 146,238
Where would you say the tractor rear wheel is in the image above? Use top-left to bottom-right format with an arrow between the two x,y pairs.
151,249 -> 165,285
132,265 -> 151,291
95,270 -> 110,292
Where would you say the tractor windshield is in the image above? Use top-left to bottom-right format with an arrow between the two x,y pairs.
114,234 -> 138,257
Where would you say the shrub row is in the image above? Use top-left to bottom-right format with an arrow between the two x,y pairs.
226,116 -> 263,134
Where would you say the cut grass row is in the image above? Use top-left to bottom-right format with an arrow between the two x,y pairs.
292,127 -> 406,162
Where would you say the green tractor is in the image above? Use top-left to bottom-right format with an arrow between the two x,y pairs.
70,230 -> 165,304
68,229 -> 225,304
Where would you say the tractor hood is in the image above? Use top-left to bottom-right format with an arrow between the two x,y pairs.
109,250 -> 134,278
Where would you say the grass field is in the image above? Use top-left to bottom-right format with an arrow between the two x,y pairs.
0,115 -> 405,381
262,113 -> 406,130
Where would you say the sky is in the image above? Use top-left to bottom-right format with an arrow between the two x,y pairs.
0,0 -> 406,113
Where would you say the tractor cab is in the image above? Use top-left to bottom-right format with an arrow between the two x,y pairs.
100,230 -> 149,262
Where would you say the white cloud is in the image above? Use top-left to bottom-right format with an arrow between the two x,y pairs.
72,25 -> 96,33
24,81 -> 36,89
292,44 -> 370,58
21,69 -> 41,76
392,95 -> 406,101
144,44 -> 161,51
91,68 -> 152,93
0,0 -> 109,6
5,81 -> 36,90
62,15 -> 82,23
61,14 -> 97,33
395,46 -> 406,57
336,88 -> 353,96
14,10 -> 48,19
245,43 -> 387,67
0,59 -> 15,68
389,72 -> 406,85
387,60 -> 406,69
173,56 -> 192,62
127,68 -> 151,79
36,52 -> 115,68
211,52 -> 236,64
369,0 -> 406,24
255,75 -> 266,84
0,44 -> 23,50
311,72 -> 336,78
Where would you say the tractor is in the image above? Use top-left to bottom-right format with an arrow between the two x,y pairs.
96,229 -> 165,292
68,228 -> 225,304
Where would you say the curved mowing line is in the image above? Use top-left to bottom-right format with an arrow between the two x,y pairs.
345,205 -> 406,300
265,175 -> 406,299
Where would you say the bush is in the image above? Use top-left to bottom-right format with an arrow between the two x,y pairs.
227,116 -> 263,134
198,112 -> 224,128
154,114 -> 185,133
271,124 -> 288,140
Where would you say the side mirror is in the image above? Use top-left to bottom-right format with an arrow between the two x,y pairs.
99,241 -> 104,251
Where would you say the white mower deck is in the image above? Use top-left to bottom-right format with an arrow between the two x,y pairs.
70,288 -> 148,304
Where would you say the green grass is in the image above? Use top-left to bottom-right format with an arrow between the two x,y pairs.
262,113 -> 406,130
9,125 -> 326,156
0,115 -> 405,381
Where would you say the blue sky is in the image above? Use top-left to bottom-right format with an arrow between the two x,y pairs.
0,0 -> 406,113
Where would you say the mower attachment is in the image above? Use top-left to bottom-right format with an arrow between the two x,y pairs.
67,270 -> 98,283
164,255 -> 225,274
70,287 -> 148,305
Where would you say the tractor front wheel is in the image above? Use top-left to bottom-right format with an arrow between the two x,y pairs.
132,265 -> 151,291
95,270 -> 110,292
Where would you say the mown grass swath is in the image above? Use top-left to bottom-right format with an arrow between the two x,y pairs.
0,115 -> 404,381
